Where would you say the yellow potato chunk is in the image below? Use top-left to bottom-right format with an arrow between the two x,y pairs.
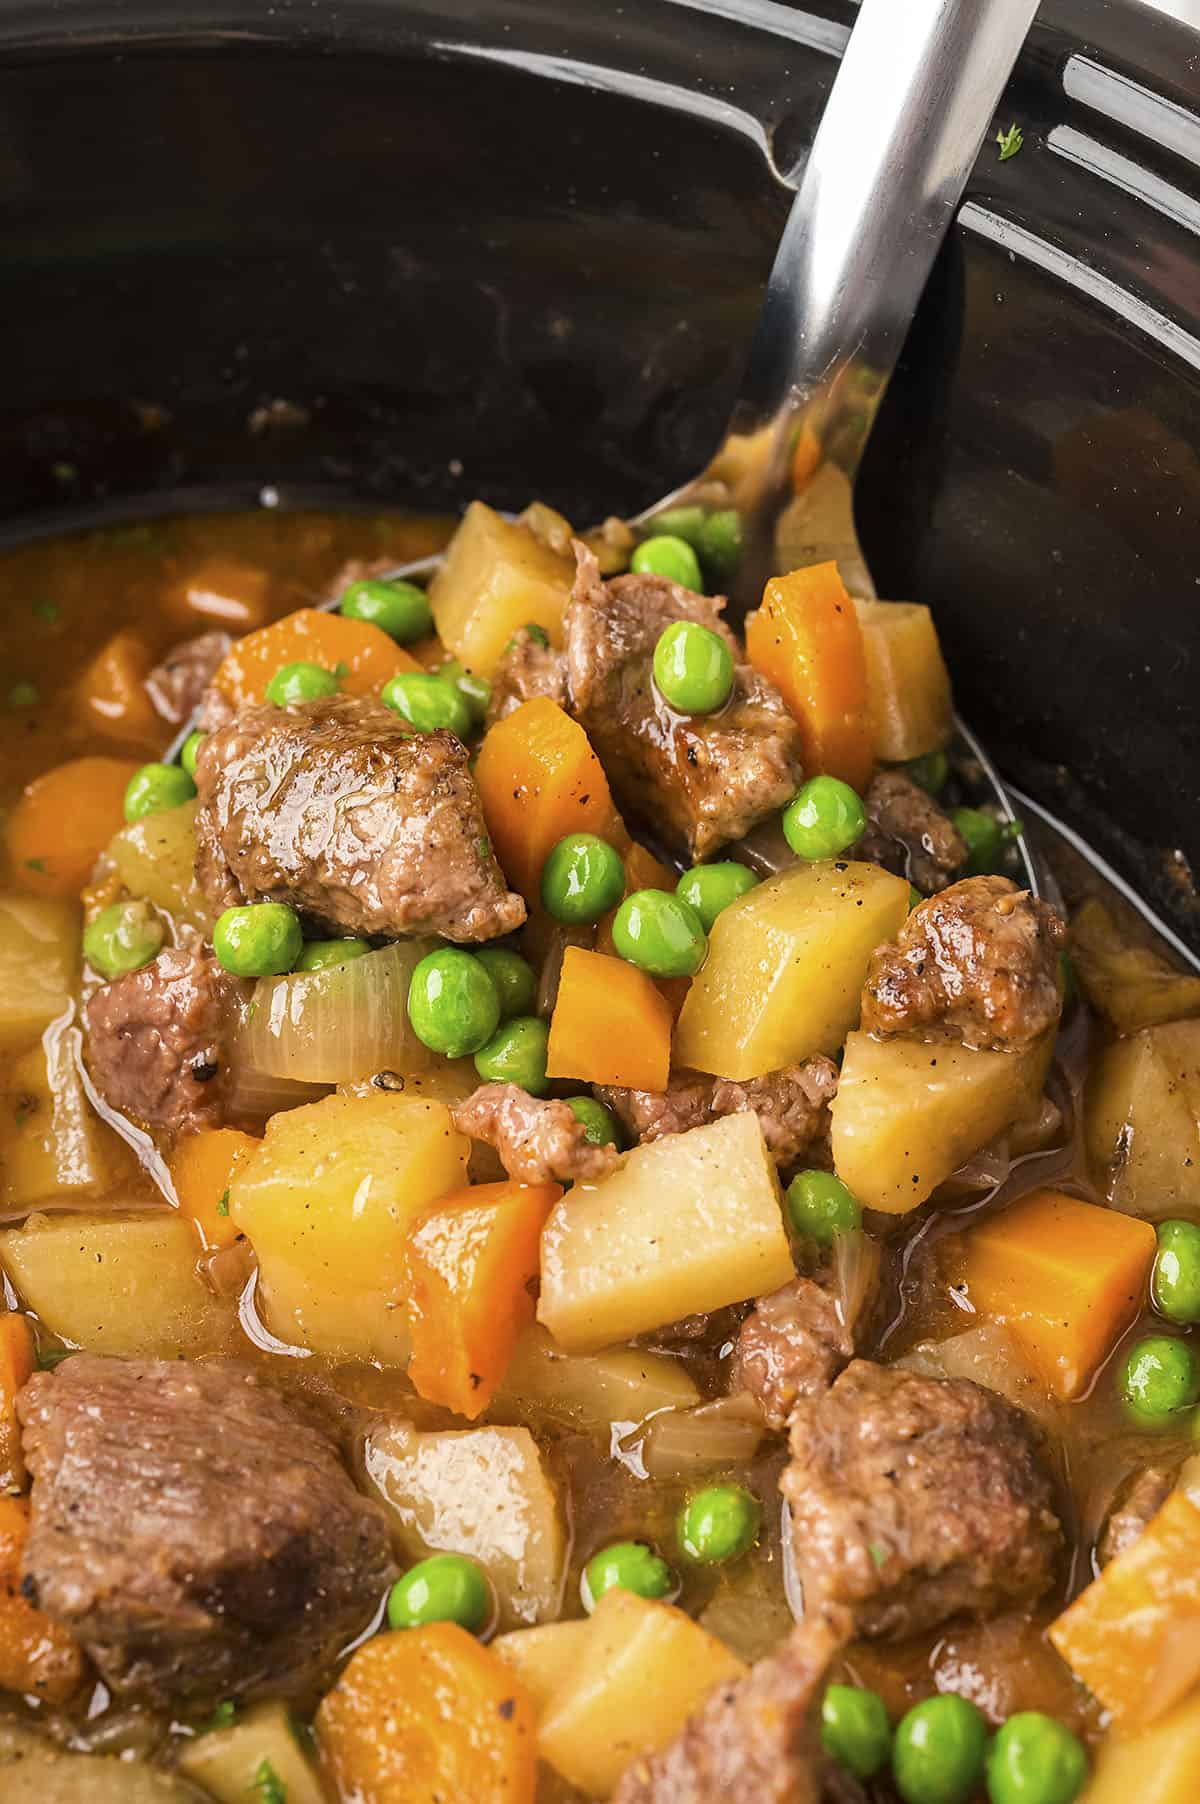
363,1420 -> 566,1627
675,860 -> 909,1080
0,1211 -> 235,1357
856,598 -> 953,760
537,1113 -> 793,1352
105,801 -> 208,930
2,1023 -> 125,1209
429,501 -> 575,675
491,1620 -> 592,1714
1085,1020 -> 1200,1218
178,1702 -> 326,1804
831,1029 -> 1053,1214
229,1090 -> 469,1362
1082,1685 -> 1200,1804
0,894 -> 78,1050
496,1325 -> 701,1428
537,1588 -> 747,1798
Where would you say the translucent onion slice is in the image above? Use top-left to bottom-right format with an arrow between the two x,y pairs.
636,1392 -> 766,1480
237,940 -> 439,1084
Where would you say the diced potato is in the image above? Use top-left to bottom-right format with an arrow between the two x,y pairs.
363,1420 -> 566,1627
674,861 -> 909,1080
537,1113 -> 793,1352
856,598 -> 953,760
0,1211 -> 235,1358
429,501 -> 575,675
104,801 -> 209,930
0,894 -> 78,1050
0,1721 -> 199,1804
229,1090 -> 469,1363
1085,1020 -> 1200,1219
1083,1679 -> 1200,1803
2,1022 -> 124,1209
178,1702 -> 325,1804
496,1324 -> 701,1428
492,1619 -> 592,1714
537,1588 -> 747,1798
1071,897 -> 1200,1034
831,1028 -> 1053,1214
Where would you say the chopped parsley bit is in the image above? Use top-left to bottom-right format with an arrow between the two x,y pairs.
251,1757 -> 288,1804
333,661 -> 350,678
13,1097 -> 35,1128
23,857 -> 46,873
996,123 -> 1024,162
216,1191 -> 231,1218
8,681 -> 40,708
207,1699 -> 237,1731
31,598 -> 59,623
477,838 -> 491,859
36,1346 -> 73,1371
246,1002 -> 258,1024
868,1540 -> 888,1570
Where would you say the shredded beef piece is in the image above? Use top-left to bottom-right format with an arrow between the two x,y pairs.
145,630 -> 233,727
861,875 -> 1066,1052
319,554 -> 396,605
1099,1466 -> 1175,1566
565,543 -> 803,860
195,682 -> 237,734
18,1356 -> 393,1706
855,769 -> 966,895
731,1278 -> 853,1431
85,946 -> 244,1139
193,694 -> 525,942
598,1059 -> 837,1171
451,1083 -> 620,1186
783,1360 -> 1062,1641
488,625 -> 568,723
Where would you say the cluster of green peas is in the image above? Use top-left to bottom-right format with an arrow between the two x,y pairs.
1115,1219 -> 1200,1427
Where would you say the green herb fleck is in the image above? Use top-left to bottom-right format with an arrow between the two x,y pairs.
207,1699 -> 237,1731
51,461 -> 78,484
996,122 -> 1024,162
36,1346 -> 73,1371
8,681 -> 39,708
251,1758 -> 288,1804
24,858 -> 46,874
477,838 -> 491,859
868,1541 -> 888,1570
13,1096 -> 35,1129
216,1191 -> 230,1218
333,661 -> 350,678
31,598 -> 59,624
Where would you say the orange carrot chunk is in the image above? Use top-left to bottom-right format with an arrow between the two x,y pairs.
6,755 -> 142,898
0,1495 -> 84,1702
0,1314 -> 33,1496
75,630 -> 162,748
546,946 -> 673,1091
169,1126 -> 262,1251
746,562 -> 874,793
211,607 -> 420,710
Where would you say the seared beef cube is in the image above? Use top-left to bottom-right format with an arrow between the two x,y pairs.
85,946 -> 243,1139
783,1361 -> 1061,1640
731,1277 -> 853,1432
855,768 -> 965,895
598,1058 -> 837,1171
565,544 -> 803,860
145,630 -> 232,727
18,1356 -> 393,1706
488,624 -> 569,724
193,694 -> 525,942
861,875 -> 1065,1052
452,1082 -> 620,1185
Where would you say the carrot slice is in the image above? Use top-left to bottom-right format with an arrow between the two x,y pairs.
405,1180 -> 561,1419
211,607 -> 420,710
0,1315 -> 33,1495
75,630 -> 162,748
0,1495 -> 84,1702
169,1126 -> 262,1251
746,562 -> 874,792
546,946 -> 673,1090
317,1623 -> 537,1804
6,755 -> 141,897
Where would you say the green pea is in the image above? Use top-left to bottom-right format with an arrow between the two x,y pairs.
475,947 -> 538,1020
905,750 -> 950,796
1118,1333 -> 1200,1426
781,775 -> 866,861
821,1684 -> 892,1781
381,671 -> 473,738
540,833 -> 626,925
581,1541 -> 674,1612
438,659 -> 492,725
892,1694 -> 988,1804
474,1015 -> 550,1096
180,729 -> 206,779
612,888 -> 707,978
952,806 -> 1003,875
650,505 -> 707,544
631,533 -> 704,592
985,1712 -> 1089,1804
652,621 -> 734,715
386,1554 -> 490,1634
83,898 -> 165,981
678,1484 -> 760,1564
124,761 -> 196,823
786,1169 -> 863,1245
694,508 -> 742,582
213,902 -> 303,978
565,1096 -> 621,1149
339,576 -> 433,644
407,948 -> 500,1058
295,938 -> 372,973
1152,1221 -> 1200,1326
265,660 -> 340,707
675,862 -> 759,932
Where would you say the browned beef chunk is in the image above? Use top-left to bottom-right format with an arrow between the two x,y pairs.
320,554 -> 396,605
1099,1466 -> 1175,1566
451,1083 -> 620,1186
598,1058 -> 837,1171
855,769 -> 965,895
731,1277 -> 853,1432
783,1361 -> 1061,1641
565,544 -> 803,860
612,1605 -> 854,1804
145,630 -> 233,727
488,625 -> 568,724
18,1356 -> 393,1706
861,876 -> 1065,1052
85,946 -> 244,1139
193,694 -> 525,942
